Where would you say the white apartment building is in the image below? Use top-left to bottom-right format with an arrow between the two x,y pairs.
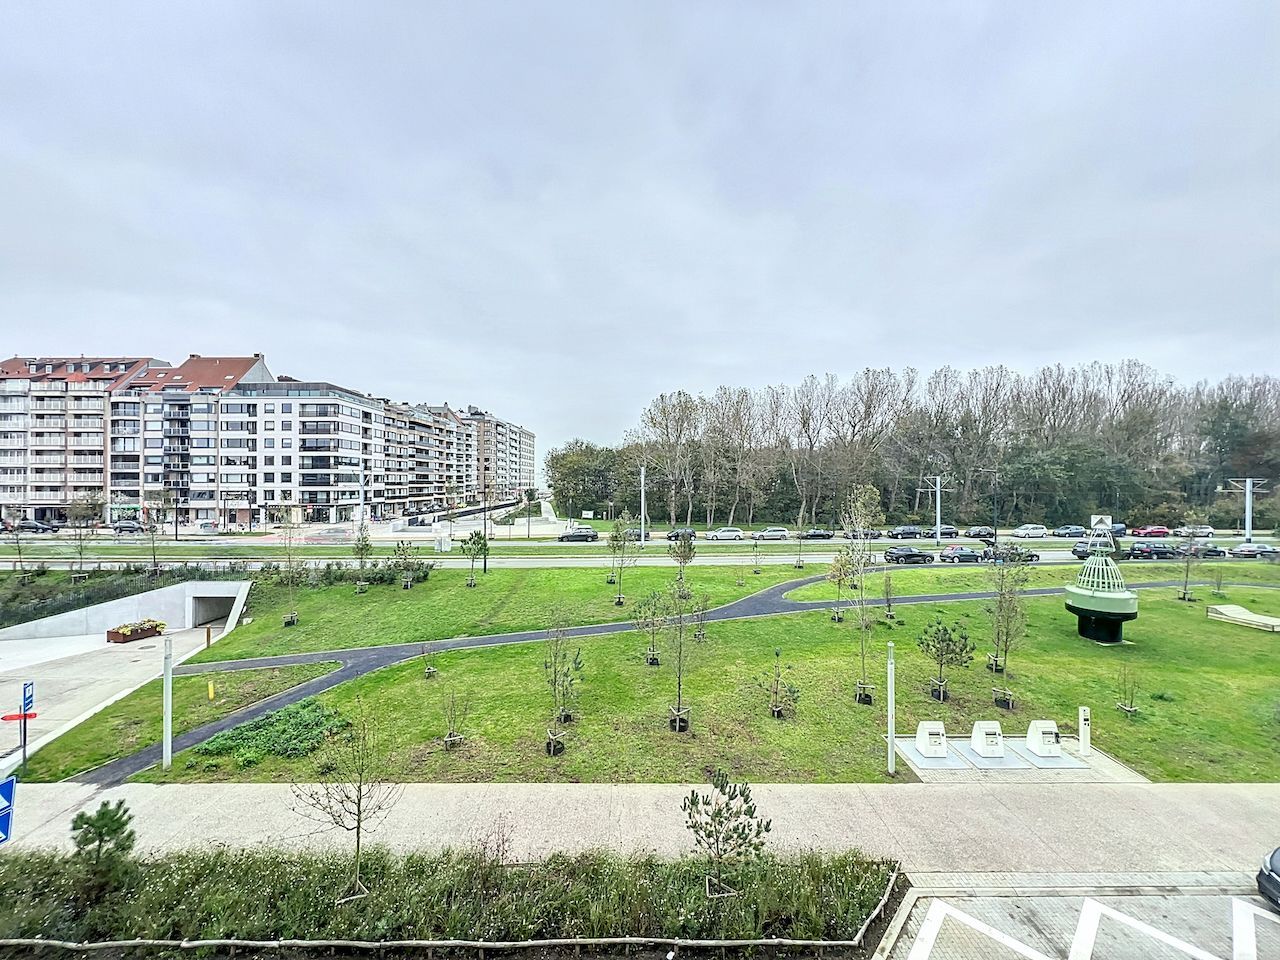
1,353 -> 531,527
1,357 -> 159,522
464,406 -> 536,502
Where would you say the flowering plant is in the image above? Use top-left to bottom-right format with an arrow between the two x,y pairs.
110,618 -> 166,637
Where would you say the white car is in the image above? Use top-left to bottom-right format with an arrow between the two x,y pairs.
705,526 -> 745,541
1011,524 -> 1047,539
751,526 -> 790,541
1172,525 -> 1215,538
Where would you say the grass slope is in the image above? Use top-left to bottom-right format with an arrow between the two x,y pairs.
23,662 -> 337,782
190,565 -> 817,663
144,583 -> 1280,785
784,560 -> 1280,601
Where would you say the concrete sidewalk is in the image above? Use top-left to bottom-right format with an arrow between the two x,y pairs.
11,782 -> 1276,873
0,622 -> 222,775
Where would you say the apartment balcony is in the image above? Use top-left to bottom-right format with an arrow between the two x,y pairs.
30,454 -> 66,466
70,399 -> 105,412
29,435 -> 65,448
113,426 -> 141,436
30,491 -> 67,502
71,455 -> 103,466
70,437 -> 104,448
31,399 -> 67,411
71,474 -> 105,485
30,382 -> 66,394
70,418 -> 105,431
31,417 -> 67,430
163,444 -> 190,455
163,408 -> 190,419
163,427 -> 190,438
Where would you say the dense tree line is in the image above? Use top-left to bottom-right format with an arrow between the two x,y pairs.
546,362 -> 1279,530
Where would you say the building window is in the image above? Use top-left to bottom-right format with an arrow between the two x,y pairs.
282,403 -> 292,413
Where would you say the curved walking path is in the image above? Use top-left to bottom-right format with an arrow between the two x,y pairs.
72,576 -> 1254,786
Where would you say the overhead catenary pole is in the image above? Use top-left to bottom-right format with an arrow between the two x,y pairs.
639,465 -> 647,549
162,633 -> 173,770
918,475 -> 955,546
1225,478 -> 1268,543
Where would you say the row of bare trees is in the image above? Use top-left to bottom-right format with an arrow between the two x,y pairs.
546,362 -> 1279,529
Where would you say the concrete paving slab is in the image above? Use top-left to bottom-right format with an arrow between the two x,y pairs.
896,737 -> 970,769
952,742 -> 1030,769
1006,738 -> 1088,769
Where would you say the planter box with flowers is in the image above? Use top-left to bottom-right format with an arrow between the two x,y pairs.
107,618 -> 166,644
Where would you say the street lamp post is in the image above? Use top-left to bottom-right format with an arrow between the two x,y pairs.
979,467 -> 1000,552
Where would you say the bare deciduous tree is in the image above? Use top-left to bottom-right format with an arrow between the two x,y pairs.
292,699 -> 403,904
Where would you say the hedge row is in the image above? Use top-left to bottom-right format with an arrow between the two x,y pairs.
0,848 -> 895,946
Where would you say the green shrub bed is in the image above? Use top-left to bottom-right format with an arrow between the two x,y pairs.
0,848 -> 896,946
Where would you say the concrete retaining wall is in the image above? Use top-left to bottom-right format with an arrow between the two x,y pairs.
0,581 -> 252,642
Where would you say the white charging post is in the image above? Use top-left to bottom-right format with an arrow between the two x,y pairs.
886,641 -> 896,775
1078,705 -> 1091,756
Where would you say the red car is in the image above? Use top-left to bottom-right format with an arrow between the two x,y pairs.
1131,525 -> 1170,538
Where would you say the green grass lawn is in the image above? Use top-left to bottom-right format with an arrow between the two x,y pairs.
23,662 -> 337,782
142,584 -> 1280,786
784,560 -> 1280,601
190,564 -> 823,663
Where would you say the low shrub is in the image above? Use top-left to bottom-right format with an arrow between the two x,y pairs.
194,699 -> 347,764
0,847 -> 896,944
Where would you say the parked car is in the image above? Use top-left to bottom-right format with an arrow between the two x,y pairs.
196,521 -> 220,535
112,519 -> 147,534
1131,525 -> 1170,538
887,525 -> 923,539
1052,524 -> 1086,538
1258,847 -> 1280,910
751,526 -> 790,541
1230,543 -> 1278,559
842,528 -> 883,539
666,527 -> 698,541
1071,540 -> 1094,560
1109,522 -> 1128,537
1176,541 -> 1227,558
983,543 -> 1041,563
705,526 -> 745,541
558,526 -> 599,542
1126,541 -> 1177,560
1010,523 -> 1047,538
800,528 -> 835,539
1171,524 -> 1215,538
16,519 -> 56,533
939,545 -> 981,563
884,545 -> 934,564
924,524 -> 959,538
963,525 -> 994,538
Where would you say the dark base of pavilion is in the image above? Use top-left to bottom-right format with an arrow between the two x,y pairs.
1066,604 -> 1138,644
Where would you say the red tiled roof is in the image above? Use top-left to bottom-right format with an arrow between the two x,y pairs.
0,356 -> 155,389
131,354 -> 265,392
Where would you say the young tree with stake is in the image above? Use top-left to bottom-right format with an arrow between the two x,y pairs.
352,519 -> 373,574
916,616 -> 974,702
841,485 -> 885,701
270,505 -> 302,624
986,552 -> 1028,674
68,493 -> 103,572
682,769 -> 772,897
668,529 -> 695,598
4,505 -> 24,572
666,581 -> 693,731
461,530 -> 489,588
633,589 -> 666,665
292,699 -> 403,903
543,617 -> 583,754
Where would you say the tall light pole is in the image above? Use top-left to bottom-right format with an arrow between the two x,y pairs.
162,633 -> 173,770
639,465 -> 647,549
979,467 -> 1000,550
886,641 -> 896,776
1224,478 -> 1269,543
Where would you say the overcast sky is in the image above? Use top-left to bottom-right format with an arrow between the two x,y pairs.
2,2 -> 1277,456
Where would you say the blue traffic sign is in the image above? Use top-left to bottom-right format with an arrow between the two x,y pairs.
21,682 -> 33,714
0,776 -> 14,846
